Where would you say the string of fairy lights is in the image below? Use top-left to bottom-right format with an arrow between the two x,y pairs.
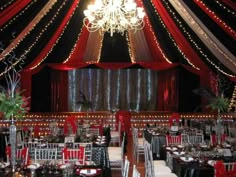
149,0 -> 200,70
163,0 -> 236,78
29,0 -> 80,70
228,85 -> 236,112
215,0 -> 235,16
0,0 -> 15,11
62,27 -> 86,64
0,112 -> 234,136
126,32 -> 135,63
0,0 -> 57,63
194,0 -> 236,38
96,33 -> 104,63
0,0 -> 57,77
138,0 -> 172,64
0,0 -> 37,32
3,0 -> 65,72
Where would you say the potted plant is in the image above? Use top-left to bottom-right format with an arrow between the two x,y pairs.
77,91 -> 92,119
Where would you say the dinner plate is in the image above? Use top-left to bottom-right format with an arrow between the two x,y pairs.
166,147 -> 178,151
59,164 -> 67,169
180,157 -> 194,162
207,160 -> 216,166
80,169 -> 97,175
27,163 -> 40,169
177,145 -> 184,148
223,143 -> 231,148
173,151 -> 185,156
200,144 -> 208,148
0,162 -> 10,168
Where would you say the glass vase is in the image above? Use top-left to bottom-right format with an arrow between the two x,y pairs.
9,118 -> 17,172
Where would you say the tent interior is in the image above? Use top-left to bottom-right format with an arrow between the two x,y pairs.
0,0 -> 235,113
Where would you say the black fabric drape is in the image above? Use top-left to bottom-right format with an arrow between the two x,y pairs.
161,0 -> 235,76
142,0 -> 185,63
182,0 -> 236,56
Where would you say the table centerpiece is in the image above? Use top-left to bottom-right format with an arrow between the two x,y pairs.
0,52 -> 29,172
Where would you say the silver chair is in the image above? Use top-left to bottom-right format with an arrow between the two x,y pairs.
108,132 -> 125,173
62,147 -> 86,165
110,121 -> 121,146
132,127 -> 144,163
34,148 -> 58,164
122,156 -> 130,177
132,164 -> 140,177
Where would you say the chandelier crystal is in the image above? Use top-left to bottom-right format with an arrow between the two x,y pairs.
83,0 -> 145,36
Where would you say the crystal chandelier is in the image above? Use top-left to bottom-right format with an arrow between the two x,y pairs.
83,0 -> 145,36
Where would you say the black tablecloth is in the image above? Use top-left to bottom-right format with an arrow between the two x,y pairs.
172,158 -> 214,177
143,130 -> 166,159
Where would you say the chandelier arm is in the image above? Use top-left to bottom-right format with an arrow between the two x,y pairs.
83,0 -> 145,36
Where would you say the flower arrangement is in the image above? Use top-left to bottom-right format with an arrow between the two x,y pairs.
193,72 -> 230,113
0,89 -> 29,119
207,94 -> 229,113
77,91 -> 92,111
0,47 -> 29,120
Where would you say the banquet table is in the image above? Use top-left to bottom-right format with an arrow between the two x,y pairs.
161,145 -> 236,177
143,129 -> 166,158
0,166 -> 104,177
172,157 -> 214,177
0,145 -> 111,177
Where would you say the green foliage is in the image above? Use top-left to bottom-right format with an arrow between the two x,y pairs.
0,90 -> 28,119
207,96 -> 229,113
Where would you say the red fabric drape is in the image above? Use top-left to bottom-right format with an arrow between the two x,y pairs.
51,70 -> 68,112
63,27 -> 90,64
0,0 -> 31,27
157,68 -> 179,111
169,112 -> 180,126
152,0 -> 211,74
214,161 -> 236,177
63,116 -> 77,135
115,110 -> 131,136
24,0 -> 80,70
20,66 -> 44,111
194,0 -> 236,40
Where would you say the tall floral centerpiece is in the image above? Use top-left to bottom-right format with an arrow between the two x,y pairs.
193,72 -> 230,145
0,52 -> 29,172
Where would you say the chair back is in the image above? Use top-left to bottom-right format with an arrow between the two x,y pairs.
188,133 -> 204,145
34,148 -> 57,163
144,140 -> 154,177
214,161 -> 236,177
6,146 -> 29,166
132,165 -> 140,177
228,127 -> 236,138
74,142 -> 93,162
166,135 -> 182,146
122,156 -> 130,177
64,136 -> 75,143
62,146 -> 85,165
181,133 -> 188,145
86,127 -> 100,137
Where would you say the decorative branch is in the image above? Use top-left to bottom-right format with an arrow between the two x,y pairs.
0,44 -> 29,120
